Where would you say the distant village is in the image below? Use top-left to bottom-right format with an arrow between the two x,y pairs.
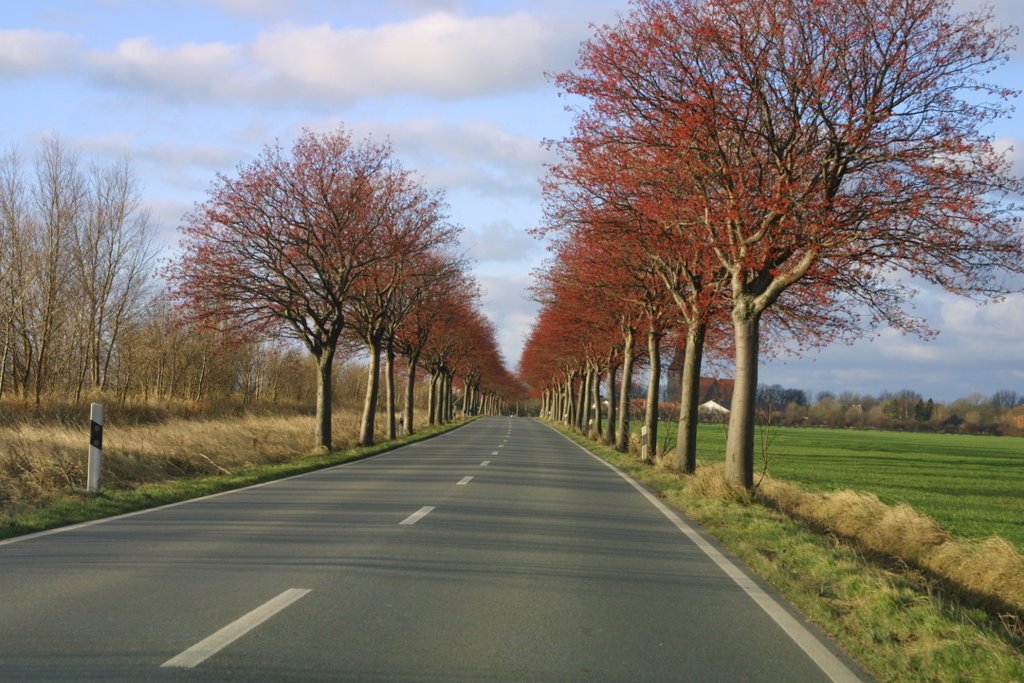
627,369 -> 1024,437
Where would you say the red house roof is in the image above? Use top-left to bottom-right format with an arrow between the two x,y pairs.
698,378 -> 735,407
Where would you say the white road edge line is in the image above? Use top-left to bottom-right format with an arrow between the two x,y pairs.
457,476 -> 474,486
400,506 -> 435,525
161,588 -> 310,669
548,424 -> 864,683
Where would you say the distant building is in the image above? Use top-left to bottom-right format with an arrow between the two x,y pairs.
664,345 -> 736,411
698,399 -> 730,419
697,377 -> 735,409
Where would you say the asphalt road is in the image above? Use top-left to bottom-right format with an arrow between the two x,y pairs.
0,417 -> 870,681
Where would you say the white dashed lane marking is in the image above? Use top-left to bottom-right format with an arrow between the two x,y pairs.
399,506 -> 436,526
162,589 -> 311,669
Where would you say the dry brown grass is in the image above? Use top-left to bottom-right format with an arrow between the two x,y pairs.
679,462 -> 1024,616
0,410 -> 379,508
684,459 -> 753,502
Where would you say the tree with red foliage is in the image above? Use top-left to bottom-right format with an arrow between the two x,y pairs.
556,0 -> 1024,487
168,128 -> 406,451
388,253 -> 472,436
419,296 -> 492,425
344,173 -> 460,446
394,261 -> 477,433
450,311 -> 512,417
533,220 -> 678,459
542,150 -> 722,462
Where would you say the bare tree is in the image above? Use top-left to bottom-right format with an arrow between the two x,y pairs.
71,157 -> 156,398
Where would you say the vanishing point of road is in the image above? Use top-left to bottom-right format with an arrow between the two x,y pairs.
0,416 -> 872,681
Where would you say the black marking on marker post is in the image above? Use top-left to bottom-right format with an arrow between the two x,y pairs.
90,420 -> 103,450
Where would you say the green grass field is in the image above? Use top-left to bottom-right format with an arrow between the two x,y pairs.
644,421 -> 1024,550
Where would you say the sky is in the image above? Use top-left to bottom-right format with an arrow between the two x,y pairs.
2,0 -> 1023,403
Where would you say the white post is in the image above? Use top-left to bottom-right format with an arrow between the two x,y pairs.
641,424 -> 649,462
87,403 -> 103,494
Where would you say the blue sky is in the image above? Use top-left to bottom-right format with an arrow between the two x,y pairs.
2,0 -> 1022,402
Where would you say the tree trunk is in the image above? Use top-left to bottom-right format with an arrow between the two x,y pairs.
566,374 -> 577,426
593,364 -> 603,439
436,372 -> 444,424
725,303 -> 760,489
427,371 -> 438,426
359,336 -> 381,446
0,317 -> 9,400
439,372 -> 448,423
604,364 -> 618,446
385,343 -> 397,440
447,374 -> 455,421
581,368 -> 598,432
443,372 -> 453,422
577,367 -> 590,432
616,327 -> 635,452
674,321 -> 706,474
565,379 -> 573,424
643,327 -> 661,463
74,354 -> 87,404
314,346 -> 335,451
403,353 -> 418,436
193,352 -> 209,402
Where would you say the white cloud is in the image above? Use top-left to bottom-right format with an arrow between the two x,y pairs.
249,12 -> 568,102
0,29 -> 79,76
133,141 -> 247,175
4,11 -> 576,106
463,220 -> 541,265
876,330 -> 945,362
761,291 -> 1024,400
956,0 -> 1024,31
88,36 -> 250,99
996,137 -> 1024,181
142,198 -> 192,248
205,0 -> 300,19
165,0 -> 464,21
63,133 -> 248,193
941,294 -> 1024,348
338,117 -> 550,200
476,272 -> 539,368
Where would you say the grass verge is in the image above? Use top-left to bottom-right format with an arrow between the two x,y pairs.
0,419 -> 470,542
557,422 -> 1024,683
641,420 -> 1024,550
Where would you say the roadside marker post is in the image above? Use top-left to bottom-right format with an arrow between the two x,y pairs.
87,403 -> 103,494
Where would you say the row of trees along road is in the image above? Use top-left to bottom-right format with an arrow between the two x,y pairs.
167,128 -> 521,450
525,0 -> 1024,488
0,133 -> 516,429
